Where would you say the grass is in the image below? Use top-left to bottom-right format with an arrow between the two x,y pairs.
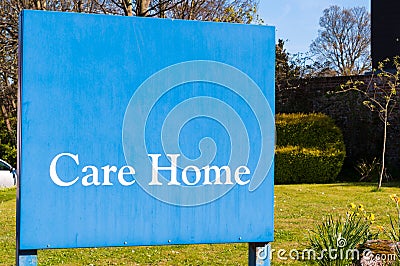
0,182 -> 399,265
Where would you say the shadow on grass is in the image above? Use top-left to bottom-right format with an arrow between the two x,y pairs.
323,181 -> 400,192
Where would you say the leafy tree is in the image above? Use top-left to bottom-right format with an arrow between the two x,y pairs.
0,116 -> 16,166
310,5 -> 371,76
341,57 -> 400,190
0,0 -> 19,148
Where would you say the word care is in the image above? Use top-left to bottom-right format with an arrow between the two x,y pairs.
49,153 -> 251,187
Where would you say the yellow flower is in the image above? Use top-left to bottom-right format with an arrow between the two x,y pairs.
376,225 -> 385,232
369,213 -> 375,221
349,203 -> 356,209
390,194 -> 399,204
358,204 -> 364,212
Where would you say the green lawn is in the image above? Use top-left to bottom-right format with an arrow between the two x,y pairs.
1,183 -> 399,265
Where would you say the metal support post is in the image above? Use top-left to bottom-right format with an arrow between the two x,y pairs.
17,249 -> 38,266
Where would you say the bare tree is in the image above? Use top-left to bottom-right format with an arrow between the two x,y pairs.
166,0 -> 258,23
310,5 -> 371,76
341,57 -> 400,190
275,39 -> 300,90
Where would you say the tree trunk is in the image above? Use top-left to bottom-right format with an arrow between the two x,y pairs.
140,0 -> 151,16
378,114 -> 387,190
135,0 -> 151,16
1,105 -> 13,135
122,0 -> 133,16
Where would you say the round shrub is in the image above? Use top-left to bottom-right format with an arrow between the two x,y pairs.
275,113 -> 346,184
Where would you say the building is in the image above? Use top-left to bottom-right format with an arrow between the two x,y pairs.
371,0 -> 400,69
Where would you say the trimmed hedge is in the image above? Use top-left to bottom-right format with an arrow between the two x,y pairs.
275,113 -> 346,184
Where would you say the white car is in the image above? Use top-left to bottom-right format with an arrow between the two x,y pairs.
0,159 -> 16,188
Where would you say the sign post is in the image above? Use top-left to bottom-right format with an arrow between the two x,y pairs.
17,250 -> 37,266
18,10 -> 275,265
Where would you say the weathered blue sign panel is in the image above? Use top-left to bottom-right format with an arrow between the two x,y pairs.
18,10 -> 275,249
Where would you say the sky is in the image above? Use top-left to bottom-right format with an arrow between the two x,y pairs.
258,0 -> 370,55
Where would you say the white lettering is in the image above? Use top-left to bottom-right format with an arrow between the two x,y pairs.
182,165 -> 201,185
49,153 -> 80,186
203,165 -> 232,185
49,153 -> 136,187
49,153 -> 251,188
148,154 -> 180,186
82,165 -> 100,186
102,165 -> 117,186
148,154 -> 251,186
118,166 -> 136,186
234,166 -> 250,185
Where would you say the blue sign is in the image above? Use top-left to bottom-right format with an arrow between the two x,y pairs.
18,10 -> 275,250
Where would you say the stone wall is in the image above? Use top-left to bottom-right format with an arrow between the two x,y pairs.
276,75 -> 400,173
